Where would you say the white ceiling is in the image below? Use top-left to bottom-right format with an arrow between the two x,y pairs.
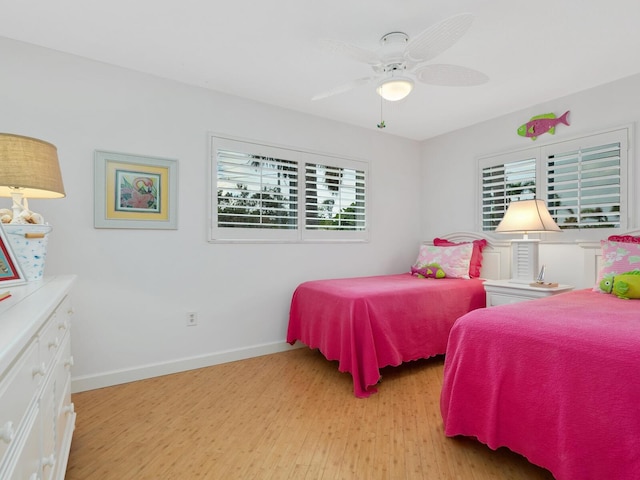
2,0 -> 640,141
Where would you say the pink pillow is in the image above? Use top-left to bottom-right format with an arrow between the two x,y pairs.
412,243 -> 473,279
433,238 -> 488,278
608,235 -> 640,243
594,240 -> 640,292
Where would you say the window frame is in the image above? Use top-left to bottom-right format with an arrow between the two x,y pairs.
208,133 -> 370,243
477,125 -> 632,242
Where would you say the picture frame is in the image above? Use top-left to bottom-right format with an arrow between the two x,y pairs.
94,150 -> 178,229
0,224 -> 26,287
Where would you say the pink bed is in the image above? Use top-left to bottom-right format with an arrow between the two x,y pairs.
441,289 -> 640,480
287,273 -> 486,398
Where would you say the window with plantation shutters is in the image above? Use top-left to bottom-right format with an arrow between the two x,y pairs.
478,126 -> 630,239
481,156 -> 536,231
544,133 -> 623,230
209,134 -> 368,242
304,163 -> 366,231
216,150 -> 298,230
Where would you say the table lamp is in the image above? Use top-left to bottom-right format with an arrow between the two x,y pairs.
0,133 -> 65,281
0,133 -> 65,219
495,199 -> 561,283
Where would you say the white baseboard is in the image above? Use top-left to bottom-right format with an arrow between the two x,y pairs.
71,341 -> 303,393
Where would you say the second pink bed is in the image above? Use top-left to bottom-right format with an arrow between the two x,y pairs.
441,289 -> 640,480
287,273 -> 485,397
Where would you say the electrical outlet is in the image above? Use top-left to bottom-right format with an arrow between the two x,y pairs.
186,311 -> 198,326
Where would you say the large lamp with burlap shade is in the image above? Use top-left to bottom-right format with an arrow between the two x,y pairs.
0,133 -> 66,280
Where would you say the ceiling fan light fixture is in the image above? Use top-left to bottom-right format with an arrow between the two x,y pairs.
376,77 -> 414,101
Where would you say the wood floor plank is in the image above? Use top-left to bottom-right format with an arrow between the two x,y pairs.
66,349 -> 555,480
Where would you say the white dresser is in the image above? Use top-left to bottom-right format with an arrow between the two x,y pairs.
0,275 -> 76,480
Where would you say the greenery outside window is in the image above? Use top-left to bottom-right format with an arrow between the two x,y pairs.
209,134 -> 368,242
304,163 -> 366,232
481,156 -> 536,231
544,137 -> 622,229
217,150 -> 298,230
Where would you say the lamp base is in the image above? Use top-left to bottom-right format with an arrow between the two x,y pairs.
509,238 -> 539,283
3,224 -> 52,281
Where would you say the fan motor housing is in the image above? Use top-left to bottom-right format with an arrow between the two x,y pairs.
377,32 -> 410,73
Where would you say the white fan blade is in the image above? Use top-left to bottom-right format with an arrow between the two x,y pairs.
311,77 -> 377,101
404,13 -> 475,63
318,38 -> 381,65
415,64 -> 489,86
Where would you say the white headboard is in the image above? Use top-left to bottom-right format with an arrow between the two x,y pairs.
428,230 -> 640,286
578,229 -> 640,286
428,231 -> 511,280
578,240 -> 602,287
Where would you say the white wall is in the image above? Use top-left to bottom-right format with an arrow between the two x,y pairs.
0,37 -> 422,391
420,74 -> 640,288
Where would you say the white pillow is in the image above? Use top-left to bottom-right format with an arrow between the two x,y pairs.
412,243 -> 473,279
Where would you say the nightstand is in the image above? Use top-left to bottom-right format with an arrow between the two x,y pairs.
483,279 -> 574,306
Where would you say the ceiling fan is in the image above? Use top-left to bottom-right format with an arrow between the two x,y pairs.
312,13 -> 488,102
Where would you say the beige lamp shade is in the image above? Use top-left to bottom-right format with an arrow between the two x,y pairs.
495,199 -> 560,235
0,133 -> 65,199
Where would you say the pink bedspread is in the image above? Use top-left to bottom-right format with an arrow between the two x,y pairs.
287,274 -> 485,398
441,289 -> 640,480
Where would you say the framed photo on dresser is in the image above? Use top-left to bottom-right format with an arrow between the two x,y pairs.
0,224 -> 25,286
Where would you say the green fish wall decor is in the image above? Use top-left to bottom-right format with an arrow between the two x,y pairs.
517,111 -> 570,140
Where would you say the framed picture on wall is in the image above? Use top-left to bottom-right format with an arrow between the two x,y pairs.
94,150 -> 178,229
0,224 -> 26,287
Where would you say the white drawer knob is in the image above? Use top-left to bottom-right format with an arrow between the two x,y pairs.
49,337 -> 60,349
0,421 -> 15,443
63,403 -> 75,415
58,320 -> 69,331
64,356 -> 75,368
32,363 -> 46,378
67,307 -> 75,315
41,453 -> 56,467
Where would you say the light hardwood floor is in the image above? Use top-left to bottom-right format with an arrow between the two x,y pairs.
66,348 -> 554,480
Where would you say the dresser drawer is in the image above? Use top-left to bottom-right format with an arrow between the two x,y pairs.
38,296 -> 71,370
485,281 -> 575,307
488,293 -> 526,306
41,373 -> 56,480
0,340 -> 40,467
2,407 -> 42,480
53,333 -> 73,412
55,372 -> 75,479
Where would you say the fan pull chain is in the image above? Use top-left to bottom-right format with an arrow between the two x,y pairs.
377,97 -> 386,129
